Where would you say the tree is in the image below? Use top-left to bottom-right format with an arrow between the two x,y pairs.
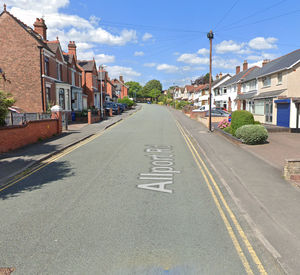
149,88 -> 161,101
0,90 -> 15,126
142,80 -> 162,98
125,81 -> 143,98
192,73 -> 213,85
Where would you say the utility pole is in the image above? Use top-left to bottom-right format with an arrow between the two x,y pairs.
207,30 -> 214,132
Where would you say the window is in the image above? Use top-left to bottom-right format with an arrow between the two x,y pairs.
46,87 -> 51,108
44,57 -> 49,76
72,71 -> 75,86
59,88 -> 65,109
223,87 -> 227,94
57,63 -> 62,81
278,72 -> 282,84
254,100 -> 264,115
263,76 -> 271,87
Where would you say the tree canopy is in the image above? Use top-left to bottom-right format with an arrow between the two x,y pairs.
0,90 -> 15,126
125,81 -> 143,98
142,79 -> 162,98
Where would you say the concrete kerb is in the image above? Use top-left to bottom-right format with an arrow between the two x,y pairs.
0,106 -> 142,188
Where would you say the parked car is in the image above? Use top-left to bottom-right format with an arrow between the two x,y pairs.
192,105 -> 209,112
105,102 -> 119,115
116,103 -> 125,112
205,109 -> 230,117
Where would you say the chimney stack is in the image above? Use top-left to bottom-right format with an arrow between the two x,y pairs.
236,66 -> 240,74
262,59 -> 270,67
33,18 -> 47,41
243,60 -> 248,71
216,74 -> 219,80
219,72 -> 223,79
119,76 -> 124,83
68,41 -> 77,60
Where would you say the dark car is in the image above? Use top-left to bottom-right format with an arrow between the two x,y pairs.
105,102 -> 119,115
205,109 -> 230,117
116,103 -> 125,112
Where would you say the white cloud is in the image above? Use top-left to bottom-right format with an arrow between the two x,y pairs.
197,48 -> 209,55
144,62 -> 156,67
156,64 -> 179,73
142,32 -> 153,41
248,37 -> 278,50
213,57 -> 240,69
6,3 -> 137,46
134,51 -> 144,56
177,53 -> 209,65
89,15 -> 100,26
94,54 -> 115,64
215,40 -> 245,54
106,65 -> 141,81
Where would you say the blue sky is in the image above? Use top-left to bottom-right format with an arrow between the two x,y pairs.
2,0 -> 300,88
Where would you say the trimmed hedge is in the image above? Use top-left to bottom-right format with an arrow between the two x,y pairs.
231,110 -> 255,135
235,125 -> 268,145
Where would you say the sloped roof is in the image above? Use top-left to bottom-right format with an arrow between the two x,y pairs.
221,67 -> 256,87
258,49 -> 300,77
185,85 -> 194,92
212,74 -> 231,87
241,67 -> 261,82
253,89 -> 286,99
0,10 -> 52,52
78,60 -> 95,71
47,42 -> 59,53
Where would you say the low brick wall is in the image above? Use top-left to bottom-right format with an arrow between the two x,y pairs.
284,159 -> 300,181
192,115 -> 225,128
0,119 -> 59,153
88,110 -> 101,124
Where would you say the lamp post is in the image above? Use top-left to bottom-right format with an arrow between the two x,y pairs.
207,30 -> 214,132
99,65 -> 106,119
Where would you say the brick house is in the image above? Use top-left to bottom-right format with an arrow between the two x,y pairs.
112,76 -> 129,99
0,6 -> 83,115
98,67 -> 117,102
78,59 -> 100,109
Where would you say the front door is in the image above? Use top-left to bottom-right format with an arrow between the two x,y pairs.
265,99 -> 273,123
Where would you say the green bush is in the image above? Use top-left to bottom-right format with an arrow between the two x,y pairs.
254,121 -> 261,125
235,125 -> 268,145
175,101 -> 189,109
223,126 -> 233,134
231,110 -> 255,135
118,96 -> 134,108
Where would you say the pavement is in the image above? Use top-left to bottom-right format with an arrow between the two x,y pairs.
0,106 -> 141,188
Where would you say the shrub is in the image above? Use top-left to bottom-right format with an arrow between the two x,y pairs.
254,121 -> 261,125
158,101 -> 164,105
0,90 -> 15,126
231,110 -> 254,135
235,125 -> 268,145
223,126 -> 233,134
118,96 -> 134,108
218,119 -> 230,129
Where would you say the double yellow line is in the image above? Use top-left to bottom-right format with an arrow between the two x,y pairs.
176,120 -> 267,275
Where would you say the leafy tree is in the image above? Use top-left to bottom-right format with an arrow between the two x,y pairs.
192,73 -> 213,85
142,80 -> 162,98
149,88 -> 161,101
125,81 -> 143,98
0,90 -> 15,126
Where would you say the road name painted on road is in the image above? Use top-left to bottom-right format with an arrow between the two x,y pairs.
137,145 -> 180,193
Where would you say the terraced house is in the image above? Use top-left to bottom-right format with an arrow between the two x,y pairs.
0,6 -> 82,115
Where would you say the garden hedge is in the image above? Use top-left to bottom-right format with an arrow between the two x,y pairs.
235,124 -> 268,145
231,110 -> 255,135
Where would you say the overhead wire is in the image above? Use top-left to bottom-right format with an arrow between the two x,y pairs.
214,0 -> 241,31
216,0 -> 288,32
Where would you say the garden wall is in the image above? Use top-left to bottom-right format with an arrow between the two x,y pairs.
0,119 -> 59,153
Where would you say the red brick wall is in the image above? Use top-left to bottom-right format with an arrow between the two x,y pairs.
0,13 -> 43,112
0,119 -> 59,153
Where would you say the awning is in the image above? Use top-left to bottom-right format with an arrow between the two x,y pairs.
236,91 -> 257,100
253,89 -> 285,100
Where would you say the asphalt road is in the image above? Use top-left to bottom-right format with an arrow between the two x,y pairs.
0,104 -> 284,274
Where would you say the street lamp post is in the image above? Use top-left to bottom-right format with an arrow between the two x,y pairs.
207,30 -> 214,132
99,65 -> 106,119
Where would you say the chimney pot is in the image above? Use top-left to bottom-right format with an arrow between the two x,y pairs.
219,72 -> 223,79
68,41 -> 77,61
262,59 -> 270,67
236,66 -> 240,74
33,18 -> 47,40
243,60 -> 248,71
